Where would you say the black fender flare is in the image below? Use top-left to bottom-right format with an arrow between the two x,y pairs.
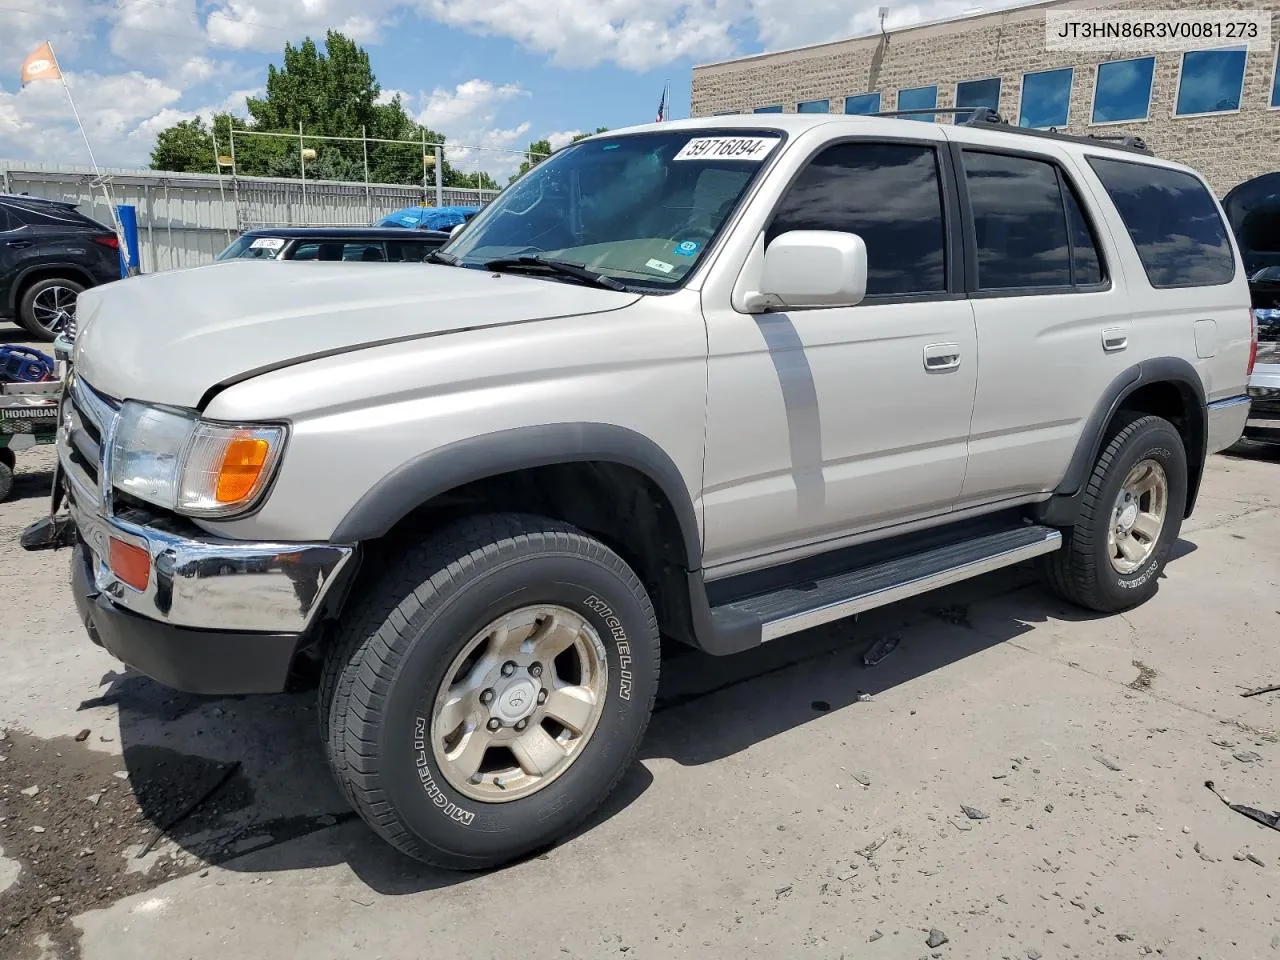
8,262 -> 97,315
330,422 -> 703,563
1037,357 -> 1207,525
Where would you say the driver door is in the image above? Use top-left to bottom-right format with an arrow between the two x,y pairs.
700,138 -> 978,572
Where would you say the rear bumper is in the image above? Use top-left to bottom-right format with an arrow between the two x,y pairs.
1206,395 -> 1252,454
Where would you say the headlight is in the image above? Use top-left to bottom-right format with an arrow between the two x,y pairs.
109,402 -> 286,517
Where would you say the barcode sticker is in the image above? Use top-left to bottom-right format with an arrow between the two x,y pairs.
673,136 -> 781,162
250,237 -> 285,250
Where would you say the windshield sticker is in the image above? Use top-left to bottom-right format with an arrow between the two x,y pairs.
645,258 -> 675,274
249,237 -> 285,250
673,136 -> 780,162
673,240 -> 700,257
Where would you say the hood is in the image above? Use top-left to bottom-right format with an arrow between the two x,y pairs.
72,259 -> 638,407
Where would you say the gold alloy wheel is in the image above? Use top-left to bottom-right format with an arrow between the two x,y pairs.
1107,459 -> 1168,575
430,605 -> 609,803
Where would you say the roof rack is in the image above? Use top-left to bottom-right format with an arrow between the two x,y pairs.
872,106 -> 1154,156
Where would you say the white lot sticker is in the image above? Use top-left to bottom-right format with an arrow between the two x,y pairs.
645,258 -> 675,274
249,237 -> 285,250
673,136 -> 781,162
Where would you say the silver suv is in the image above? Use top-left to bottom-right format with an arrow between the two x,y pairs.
57,114 -> 1255,870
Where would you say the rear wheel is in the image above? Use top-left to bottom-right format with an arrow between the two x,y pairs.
321,513 -> 660,869
1040,413 -> 1187,612
17,277 -> 85,342
0,458 -> 13,502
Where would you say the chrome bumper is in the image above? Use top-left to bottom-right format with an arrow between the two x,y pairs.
1205,395 -> 1251,454
58,374 -> 354,634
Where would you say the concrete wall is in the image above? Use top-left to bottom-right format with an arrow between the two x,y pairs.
0,162 -> 498,274
691,0 -> 1280,194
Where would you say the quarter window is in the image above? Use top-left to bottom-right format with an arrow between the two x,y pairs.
844,92 -> 881,115
1175,47 -> 1247,116
897,85 -> 937,122
1092,56 -> 1155,123
1088,157 -> 1235,288
797,99 -> 830,113
767,142 -> 947,297
955,77 -> 1001,124
1019,67 -> 1073,128
754,105 -> 783,113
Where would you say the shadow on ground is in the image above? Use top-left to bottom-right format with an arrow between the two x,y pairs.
82,542 -> 1199,895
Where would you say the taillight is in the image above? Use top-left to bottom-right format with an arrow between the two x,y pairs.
1248,308 -> 1258,377
93,234 -> 119,250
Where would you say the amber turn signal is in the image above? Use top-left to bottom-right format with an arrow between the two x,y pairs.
108,537 -> 151,591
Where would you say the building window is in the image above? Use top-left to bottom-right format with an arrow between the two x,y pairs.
1088,157 -> 1235,289
844,92 -> 881,115
955,77 -> 1001,124
1272,44 -> 1280,108
754,105 -> 784,113
797,99 -> 830,113
768,142 -> 948,297
1019,67 -> 1073,128
1091,56 -> 1156,123
897,84 -> 937,121
1175,47 -> 1248,116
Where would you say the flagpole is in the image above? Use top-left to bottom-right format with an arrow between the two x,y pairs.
47,41 -> 128,265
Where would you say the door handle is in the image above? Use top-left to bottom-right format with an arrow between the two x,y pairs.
1102,328 -> 1128,352
923,342 -> 961,371
5,240 -> 32,249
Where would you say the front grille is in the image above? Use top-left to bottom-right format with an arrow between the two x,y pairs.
61,375 -> 119,507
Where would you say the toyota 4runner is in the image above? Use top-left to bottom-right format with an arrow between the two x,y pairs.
57,114 -> 1256,870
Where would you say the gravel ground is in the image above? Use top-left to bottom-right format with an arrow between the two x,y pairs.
0,381 -> 1277,959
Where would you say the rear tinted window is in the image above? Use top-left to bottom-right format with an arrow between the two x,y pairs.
5,200 -> 102,229
1087,157 -> 1235,288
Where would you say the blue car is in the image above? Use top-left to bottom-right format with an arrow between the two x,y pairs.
376,205 -> 479,232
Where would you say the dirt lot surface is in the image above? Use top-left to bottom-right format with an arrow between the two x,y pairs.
1,394 -> 1278,960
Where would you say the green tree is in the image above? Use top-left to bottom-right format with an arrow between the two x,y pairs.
149,30 -> 463,189
150,118 -> 215,173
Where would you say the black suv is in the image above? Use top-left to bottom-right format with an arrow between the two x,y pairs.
0,194 -> 122,342
216,226 -> 453,263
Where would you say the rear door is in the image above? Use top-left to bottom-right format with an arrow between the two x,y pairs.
949,141 -> 1133,507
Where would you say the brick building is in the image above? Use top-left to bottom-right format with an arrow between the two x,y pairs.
690,0 -> 1280,194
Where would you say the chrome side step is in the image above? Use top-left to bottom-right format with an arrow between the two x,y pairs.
709,525 -> 1062,644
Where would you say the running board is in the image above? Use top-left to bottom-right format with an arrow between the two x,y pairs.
708,524 -> 1062,644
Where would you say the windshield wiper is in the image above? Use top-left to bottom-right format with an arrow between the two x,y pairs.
483,255 -> 628,292
426,249 -> 461,266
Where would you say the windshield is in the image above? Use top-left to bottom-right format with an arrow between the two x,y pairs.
216,234 -> 286,261
444,129 -> 784,289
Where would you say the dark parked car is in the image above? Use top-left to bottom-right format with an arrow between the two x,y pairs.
0,194 -> 122,341
216,227 -> 453,264
1245,266 -> 1280,444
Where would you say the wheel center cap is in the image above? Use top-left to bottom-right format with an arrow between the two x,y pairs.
493,678 -> 538,723
1117,502 -> 1139,532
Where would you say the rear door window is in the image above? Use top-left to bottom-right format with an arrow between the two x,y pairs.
961,150 -> 1106,291
1087,157 -> 1235,288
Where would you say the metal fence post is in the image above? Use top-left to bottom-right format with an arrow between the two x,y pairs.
298,121 -> 307,224
434,144 -> 444,209
362,124 -> 371,223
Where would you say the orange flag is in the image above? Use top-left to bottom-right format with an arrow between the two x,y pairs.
20,42 -> 61,86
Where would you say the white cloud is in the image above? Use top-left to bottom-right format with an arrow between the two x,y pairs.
204,0 -> 393,51
0,0 -> 100,65
416,79 -> 534,179
545,130 -> 582,151
0,70 -> 182,168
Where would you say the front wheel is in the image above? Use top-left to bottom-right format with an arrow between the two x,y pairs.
322,514 -> 660,870
1040,413 -> 1188,613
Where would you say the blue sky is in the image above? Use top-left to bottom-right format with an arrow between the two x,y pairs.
0,0 -> 1031,178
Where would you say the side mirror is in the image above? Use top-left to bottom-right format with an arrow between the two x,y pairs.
747,230 -> 868,311
450,223 -> 466,238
